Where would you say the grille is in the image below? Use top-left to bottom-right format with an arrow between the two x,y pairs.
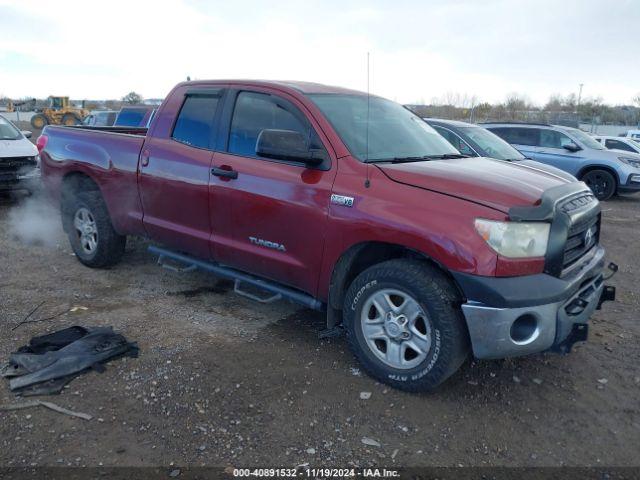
0,156 -> 36,174
563,213 -> 600,269
560,192 -> 596,214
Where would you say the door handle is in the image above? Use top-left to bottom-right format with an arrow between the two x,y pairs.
141,149 -> 150,167
211,166 -> 238,179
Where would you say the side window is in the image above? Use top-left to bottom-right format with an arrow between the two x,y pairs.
605,139 -> 634,152
434,127 -> 474,156
489,127 -> 537,146
172,94 -> 220,149
539,129 -> 574,148
509,128 -> 539,146
228,91 -> 325,159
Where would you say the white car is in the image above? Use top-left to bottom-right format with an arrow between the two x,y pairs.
593,135 -> 640,155
623,129 -> 640,142
0,114 -> 40,192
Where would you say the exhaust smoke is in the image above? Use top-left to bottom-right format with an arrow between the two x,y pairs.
7,194 -> 64,248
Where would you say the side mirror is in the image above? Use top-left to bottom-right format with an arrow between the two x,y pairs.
256,129 -> 324,166
21,130 -> 32,139
563,142 -> 581,152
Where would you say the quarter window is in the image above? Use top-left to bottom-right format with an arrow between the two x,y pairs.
172,94 -> 221,149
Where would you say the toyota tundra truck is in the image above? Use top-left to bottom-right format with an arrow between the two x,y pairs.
38,80 -> 615,391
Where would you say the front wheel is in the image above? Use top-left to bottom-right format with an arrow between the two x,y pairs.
30,114 -> 48,129
62,191 -> 126,268
62,113 -> 81,126
343,259 -> 469,392
582,169 -> 616,201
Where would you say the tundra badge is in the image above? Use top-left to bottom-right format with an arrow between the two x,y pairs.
249,237 -> 286,252
331,194 -> 354,207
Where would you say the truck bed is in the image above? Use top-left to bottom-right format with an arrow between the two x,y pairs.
66,125 -> 148,136
40,124 -> 147,236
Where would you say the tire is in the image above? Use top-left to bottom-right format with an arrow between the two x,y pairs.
343,259 -> 469,392
61,113 -> 81,126
62,191 -> 126,268
30,114 -> 48,129
582,169 -> 616,201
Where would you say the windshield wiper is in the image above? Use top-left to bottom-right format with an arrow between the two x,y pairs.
366,153 -> 470,164
423,153 -> 470,160
366,156 -> 430,164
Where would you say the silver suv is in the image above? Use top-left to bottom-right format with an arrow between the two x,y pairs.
484,123 -> 640,200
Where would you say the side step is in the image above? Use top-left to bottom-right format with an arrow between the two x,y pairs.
148,245 -> 324,311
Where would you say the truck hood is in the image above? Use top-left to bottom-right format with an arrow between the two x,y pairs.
0,137 -> 38,158
377,157 -> 572,213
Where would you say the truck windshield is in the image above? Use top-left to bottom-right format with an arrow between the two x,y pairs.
0,116 -> 22,140
461,126 -> 525,161
307,94 -> 459,162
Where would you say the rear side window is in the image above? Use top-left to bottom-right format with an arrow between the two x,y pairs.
490,127 -> 539,147
228,91 -> 323,158
172,94 -> 220,149
605,139 -> 635,152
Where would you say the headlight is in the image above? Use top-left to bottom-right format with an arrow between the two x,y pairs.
618,156 -> 640,168
474,219 -> 550,258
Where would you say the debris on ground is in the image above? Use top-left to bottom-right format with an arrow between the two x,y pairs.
1,325 -> 138,396
361,437 -> 381,447
0,399 -> 92,420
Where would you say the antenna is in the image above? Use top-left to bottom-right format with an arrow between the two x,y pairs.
365,52 -> 371,188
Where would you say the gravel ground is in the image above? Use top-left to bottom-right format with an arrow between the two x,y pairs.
0,189 -> 638,469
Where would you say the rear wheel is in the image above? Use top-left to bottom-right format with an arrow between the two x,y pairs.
343,259 -> 469,392
62,191 -> 126,268
582,169 -> 616,201
61,113 -> 81,126
30,114 -> 48,129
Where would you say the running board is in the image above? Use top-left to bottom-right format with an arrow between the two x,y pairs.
148,245 -> 324,311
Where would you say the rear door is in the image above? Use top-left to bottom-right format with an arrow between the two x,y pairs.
209,88 -> 337,294
138,87 -> 224,258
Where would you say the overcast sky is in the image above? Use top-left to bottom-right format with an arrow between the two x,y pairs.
0,0 -> 638,105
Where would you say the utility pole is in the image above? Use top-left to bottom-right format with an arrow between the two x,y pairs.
577,83 -> 584,110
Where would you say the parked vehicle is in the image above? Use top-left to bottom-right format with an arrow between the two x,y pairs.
424,118 -> 576,182
39,80 -> 615,391
0,114 -> 40,192
593,135 -> 640,155
83,110 -> 118,127
114,106 -> 156,127
485,123 -> 640,200
623,129 -> 640,141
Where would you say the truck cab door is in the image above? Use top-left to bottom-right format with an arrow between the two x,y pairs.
208,89 -> 337,295
138,88 -> 224,259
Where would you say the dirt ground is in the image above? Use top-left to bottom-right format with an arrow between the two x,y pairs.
0,187 -> 639,470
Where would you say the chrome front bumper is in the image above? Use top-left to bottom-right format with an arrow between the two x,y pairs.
459,247 -> 611,360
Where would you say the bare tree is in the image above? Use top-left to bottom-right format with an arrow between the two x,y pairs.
634,94 -> 640,108
122,92 -> 143,104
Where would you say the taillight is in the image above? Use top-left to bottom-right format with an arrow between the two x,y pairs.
36,134 -> 48,153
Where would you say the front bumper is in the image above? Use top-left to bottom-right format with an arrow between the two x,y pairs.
0,167 -> 42,192
453,246 -> 615,359
618,173 -> 640,193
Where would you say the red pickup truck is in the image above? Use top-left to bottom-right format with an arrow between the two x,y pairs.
38,80 -> 615,391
